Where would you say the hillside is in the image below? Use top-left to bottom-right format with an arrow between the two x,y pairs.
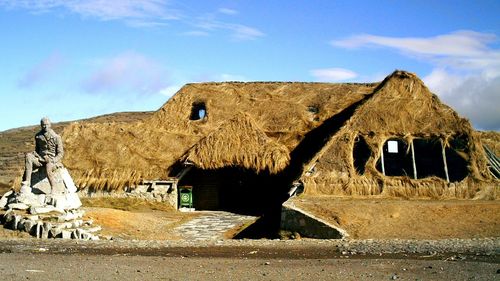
0,111 -> 153,191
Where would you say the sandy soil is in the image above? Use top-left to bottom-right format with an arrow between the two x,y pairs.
292,196 -> 500,239
83,207 -> 201,240
1,198 -> 498,241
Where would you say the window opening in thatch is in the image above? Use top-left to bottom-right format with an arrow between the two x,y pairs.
376,138 -> 414,177
445,136 -> 469,182
307,105 -> 319,114
353,135 -> 371,175
413,138 -> 446,179
307,105 -> 320,121
190,102 -> 206,120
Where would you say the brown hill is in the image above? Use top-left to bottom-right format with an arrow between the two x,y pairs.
0,112 -> 153,192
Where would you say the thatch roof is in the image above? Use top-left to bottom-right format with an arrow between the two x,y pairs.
183,113 -> 290,174
61,82 -> 377,190
53,70 -> 497,198
301,70 -> 495,199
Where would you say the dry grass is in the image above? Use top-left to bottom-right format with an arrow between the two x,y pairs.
0,112 -> 152,189
81,197 -> 175,212
184,113 -> 290,174
62,82 -> 377,190
301,71 -> 497,199
292,195 -> 500,239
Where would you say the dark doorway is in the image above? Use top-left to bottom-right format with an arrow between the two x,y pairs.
446,136 -> 469,182
376,139 -> 414,177
413,138 -> 446,179
178,167 -> 281,216
353,135 -> 371,175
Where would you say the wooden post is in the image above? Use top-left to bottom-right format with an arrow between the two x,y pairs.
411,140 -> 418,179
380,143 -> 386,176
441,139 -> 450,183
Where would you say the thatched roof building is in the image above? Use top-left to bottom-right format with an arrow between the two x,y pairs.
61,70 -> 497,201
183,113 -> 290,174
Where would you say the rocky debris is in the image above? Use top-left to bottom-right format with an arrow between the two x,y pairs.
0,168 -> 100,240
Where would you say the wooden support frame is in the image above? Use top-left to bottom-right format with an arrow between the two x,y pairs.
411,140 -> 418,180
441,139 -> 450,183
380,143 -> 386,176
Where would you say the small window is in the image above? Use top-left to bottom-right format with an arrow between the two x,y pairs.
413,139 -> 445,179
190,102 -> 207,120
353,135 -> 371,175
376,138 -> 414,177
446,136 -> 469,182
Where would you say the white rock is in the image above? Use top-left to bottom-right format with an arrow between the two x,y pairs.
19,185 -> 32,194
29,205 -> 59,215
60,168 -> 78,193
51,193 -> 82,210
8,203 -> 29,210
0,191 -> 12,209
61,229 -> 72,239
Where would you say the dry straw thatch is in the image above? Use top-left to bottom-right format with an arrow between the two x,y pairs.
59,70 -> 497,198
183,112 -> 290,174
301,71 -> 496,199
62,81 -> 377,191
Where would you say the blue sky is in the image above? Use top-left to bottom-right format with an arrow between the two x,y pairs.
0,0 -> 499,131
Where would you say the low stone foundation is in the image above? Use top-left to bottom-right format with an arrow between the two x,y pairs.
79,180 -> 178,209
1,208 -> 99,240
280,200 -> 348,239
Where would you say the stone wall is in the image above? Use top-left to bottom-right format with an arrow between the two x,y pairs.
280,200 -> 348,239
79,180 -> 178,209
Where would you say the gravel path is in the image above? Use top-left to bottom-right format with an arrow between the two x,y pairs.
173,211 -> 257,240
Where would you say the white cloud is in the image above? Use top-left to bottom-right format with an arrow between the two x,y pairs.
332,30 -> 500,74
0,1 -> 264,40
310,68 -> 358,82
0,0 -> 179,26
218,8 -> 238,15
424,69 -> 500,131
194,12 -> 264,41
332,31 -> 494,57
82,51 -> 169,95
228,24 -> 264,41
18,52 -> 64,88
182,30 -> 210,37
332,30 -> 500,130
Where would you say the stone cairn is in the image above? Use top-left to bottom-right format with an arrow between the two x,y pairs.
0,167 -> 100,240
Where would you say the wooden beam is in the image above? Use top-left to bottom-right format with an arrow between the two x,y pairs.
380,144 -> 386,176
411,140 -> 418,179
441,139 -> 450,183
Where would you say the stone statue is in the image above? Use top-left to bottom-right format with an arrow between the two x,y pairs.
23,117 -> 64,190
0,117 -> 94,240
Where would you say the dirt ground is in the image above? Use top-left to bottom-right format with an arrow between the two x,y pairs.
83,197 -> 500,240
292,196 -> 500,239
83,207 -> 199,240
1,197 -> 498,241
0,197 -> 498,280
0,252 -> 498,281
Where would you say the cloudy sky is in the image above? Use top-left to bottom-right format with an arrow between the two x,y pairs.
0,0 -> 498,131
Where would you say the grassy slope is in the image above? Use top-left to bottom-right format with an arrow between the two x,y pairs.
0,112 -> 153,192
